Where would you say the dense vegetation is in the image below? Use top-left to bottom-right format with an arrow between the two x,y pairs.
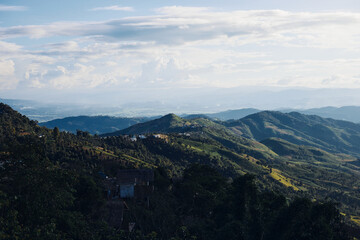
102,111 -> 360,222
1,103 -> 360,239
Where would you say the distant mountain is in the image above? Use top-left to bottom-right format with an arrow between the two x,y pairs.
206,108 -> 261,120
0,98 -> 162,122
182,114 -> 213,120
226,111 -> 360,157
40,115 -> 156,134
293,106 -> 360,123
205,106 -> 360,122
3,97 -> 360,123
0,98 -> 127,122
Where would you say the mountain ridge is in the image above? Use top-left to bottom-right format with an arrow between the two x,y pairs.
226,111 -> 360,157
39,115 -> 156,134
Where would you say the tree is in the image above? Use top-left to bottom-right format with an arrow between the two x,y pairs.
53,127 -> 60,139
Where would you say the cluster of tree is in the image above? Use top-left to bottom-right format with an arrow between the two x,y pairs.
0,140 -> 353,240
0,103 -> 359,239
125,164 -> 352,240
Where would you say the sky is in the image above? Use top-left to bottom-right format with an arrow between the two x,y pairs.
1,0 -> 360,111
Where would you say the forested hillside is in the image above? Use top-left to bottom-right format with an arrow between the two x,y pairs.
1,103 -> 360,239
105,112 -> 360,219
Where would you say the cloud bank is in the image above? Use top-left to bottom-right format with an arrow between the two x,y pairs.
1,6 -> 360,93
1,7 -> 360,48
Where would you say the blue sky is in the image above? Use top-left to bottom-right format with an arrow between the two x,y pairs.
1,0 -> 360,108
2,0 -> 360,27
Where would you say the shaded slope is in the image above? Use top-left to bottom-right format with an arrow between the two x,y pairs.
0,103 -> 45,143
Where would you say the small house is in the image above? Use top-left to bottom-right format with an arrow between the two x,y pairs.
104,169 -> 154,200
139,134 -> 147,139
116,169 -> 154,199
102,169 -> 154,230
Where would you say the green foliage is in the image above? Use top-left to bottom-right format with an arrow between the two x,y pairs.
0,103 -> 359,239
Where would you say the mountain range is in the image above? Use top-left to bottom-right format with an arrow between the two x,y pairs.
225,111 -> 360,157
102,111 -> 360,159
2,103 -> 360,234
37,106 -> 360,136
200,106 -> 360,122
1,103 -> 359,239
2,98 -> 360,123
39,115 -> 157,135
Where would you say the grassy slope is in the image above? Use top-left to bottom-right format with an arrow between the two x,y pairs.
226,111 -> 360,157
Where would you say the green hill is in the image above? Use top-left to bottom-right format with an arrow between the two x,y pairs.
101,113 -> 360,211
102,113 -> 278,161
226,111 -> 360,157
260,137 -> 359,192
102,113 -> 215,136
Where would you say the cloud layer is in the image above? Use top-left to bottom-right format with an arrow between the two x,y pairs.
90,5 -> 134,12
0,4 -> 27,11
1,7 -> 360,47
1,7 -> 360,92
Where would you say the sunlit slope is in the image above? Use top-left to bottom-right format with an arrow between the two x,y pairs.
226,111 -> 360,157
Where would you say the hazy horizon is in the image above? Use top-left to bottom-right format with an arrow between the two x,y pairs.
1,0 -> 360,110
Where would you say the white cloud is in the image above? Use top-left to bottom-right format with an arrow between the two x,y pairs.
0,4 -> 27,11
155,6 -> 211,15
0,41 -> 23,53
0,59 -> 15,76
1,7 -> 360,91
138,57 -> 191,86
0,59 -> 17,89
0,8 -> 359,50
90,5 -> 134,12
22,62 -> 125,89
